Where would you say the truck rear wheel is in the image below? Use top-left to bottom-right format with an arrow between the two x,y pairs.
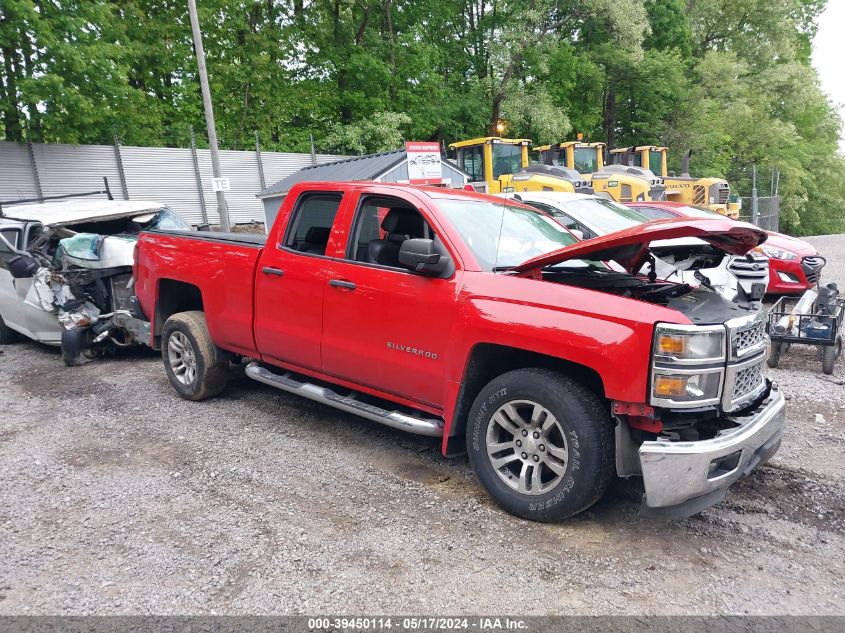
162,311 -> 229,401
466,368 -> 614,522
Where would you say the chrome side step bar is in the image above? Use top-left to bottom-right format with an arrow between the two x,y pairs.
245,362 -> 444,437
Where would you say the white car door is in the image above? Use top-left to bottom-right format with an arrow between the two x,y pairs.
0,227 -> 25,331
0,224 -> 63,345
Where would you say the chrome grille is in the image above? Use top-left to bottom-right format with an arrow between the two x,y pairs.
732,362 -> 764,404
728,255 -> 769,281
733,320 -> 766,354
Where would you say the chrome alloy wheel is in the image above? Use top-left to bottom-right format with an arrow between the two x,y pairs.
167,331 -> 198,386
485,400 -> 569,495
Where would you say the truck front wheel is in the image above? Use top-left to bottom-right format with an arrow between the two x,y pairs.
162,311 -> 229,401
466,368 -> 614,522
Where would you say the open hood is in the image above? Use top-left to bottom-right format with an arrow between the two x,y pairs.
513,217 -> 768,275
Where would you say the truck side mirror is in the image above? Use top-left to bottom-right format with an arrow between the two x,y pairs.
7,254 -> 38,279
398,238 -> 451,276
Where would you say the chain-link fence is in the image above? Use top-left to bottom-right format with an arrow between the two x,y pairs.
738,195 -> 780,231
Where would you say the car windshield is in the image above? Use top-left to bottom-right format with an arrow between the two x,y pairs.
678,205 -> 728,219
436,198 -> 592,271
555,198 -> 647,234
146,208 -> 192,231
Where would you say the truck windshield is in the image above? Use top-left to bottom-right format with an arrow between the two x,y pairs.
436,199 -> 584,271
491,143 -> 523,178
573,147 -> 598,173
649,150 -> 664,174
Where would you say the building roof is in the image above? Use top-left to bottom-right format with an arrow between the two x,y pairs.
258,149 -> 407,198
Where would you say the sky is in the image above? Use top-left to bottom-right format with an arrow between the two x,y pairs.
812,0 -> 845,152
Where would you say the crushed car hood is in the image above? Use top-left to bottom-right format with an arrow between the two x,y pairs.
1,199 -> 168,227
513,217 -> 768,275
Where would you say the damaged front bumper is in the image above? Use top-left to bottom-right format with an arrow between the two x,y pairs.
639,384 -> 785,518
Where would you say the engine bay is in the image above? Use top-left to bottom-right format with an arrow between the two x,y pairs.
543,265 -> 760,320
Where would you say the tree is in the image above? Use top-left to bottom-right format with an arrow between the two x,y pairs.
323,110 -> 412,154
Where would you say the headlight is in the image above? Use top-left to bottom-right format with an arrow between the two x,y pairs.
653,326 -> 725,362
759,246 -> 797,261
652,371 -> 722,403
650,323 -> 726,408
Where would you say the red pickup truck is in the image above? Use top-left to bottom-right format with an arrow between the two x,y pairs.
132,181 -> 785,521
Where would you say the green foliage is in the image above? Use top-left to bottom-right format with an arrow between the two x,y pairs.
0,0 -> 842,234
323,111 -> 412,154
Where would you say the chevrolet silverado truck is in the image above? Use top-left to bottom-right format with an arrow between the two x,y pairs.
132,181 -> 785,521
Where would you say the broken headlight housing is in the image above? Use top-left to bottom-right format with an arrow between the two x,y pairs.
650,323 -> 726,408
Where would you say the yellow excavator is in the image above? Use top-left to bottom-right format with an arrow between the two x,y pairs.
607,146 -> 740,218
448,137 -> 593,194
534,141 -> 666,203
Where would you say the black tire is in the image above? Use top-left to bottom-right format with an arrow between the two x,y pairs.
0,313 -> 19,345
767,341 -> 782,368
822,337 -> 841,376
61,328 -> 95,366
161,311 -> 229,401
466,368 -> 614,522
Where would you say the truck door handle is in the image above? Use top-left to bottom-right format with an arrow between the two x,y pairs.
262,267 -> 285,277
329,279 -> 356,290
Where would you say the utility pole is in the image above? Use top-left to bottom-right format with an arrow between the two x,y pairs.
187,0 -> 231,231
751,164 -> 759,227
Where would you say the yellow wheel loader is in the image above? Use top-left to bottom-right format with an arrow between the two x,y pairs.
448,137 -> 593,195
608,146 -> 740,218
535,142 -> 667,203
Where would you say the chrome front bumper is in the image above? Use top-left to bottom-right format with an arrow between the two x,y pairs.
639,385 -> 785,513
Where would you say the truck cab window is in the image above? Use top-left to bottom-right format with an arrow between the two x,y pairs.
460,146 -> 484,182
284,193 -> 342,255
348,197 -> 436,269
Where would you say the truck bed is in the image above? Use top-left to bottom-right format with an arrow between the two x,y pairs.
148,229 -> 268,248
134,229 -> 266,356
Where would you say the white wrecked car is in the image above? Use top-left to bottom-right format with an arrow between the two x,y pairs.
0,197 -> 192,365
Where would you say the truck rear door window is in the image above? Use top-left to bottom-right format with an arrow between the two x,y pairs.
284,193 -> 343,256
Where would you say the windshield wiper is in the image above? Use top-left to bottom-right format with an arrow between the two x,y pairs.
492,265 -> 515,272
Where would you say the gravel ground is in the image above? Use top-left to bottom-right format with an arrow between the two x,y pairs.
0,235 -> 843,616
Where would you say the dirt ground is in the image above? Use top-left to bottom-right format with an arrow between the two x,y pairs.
0,235 -> 843,616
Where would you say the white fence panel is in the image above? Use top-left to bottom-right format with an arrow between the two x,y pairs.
32,142 -> 123,200
0,141 -> 348,225
0,141 -> 42,203
195,148 -> 266,225
120,145 -> 207,225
